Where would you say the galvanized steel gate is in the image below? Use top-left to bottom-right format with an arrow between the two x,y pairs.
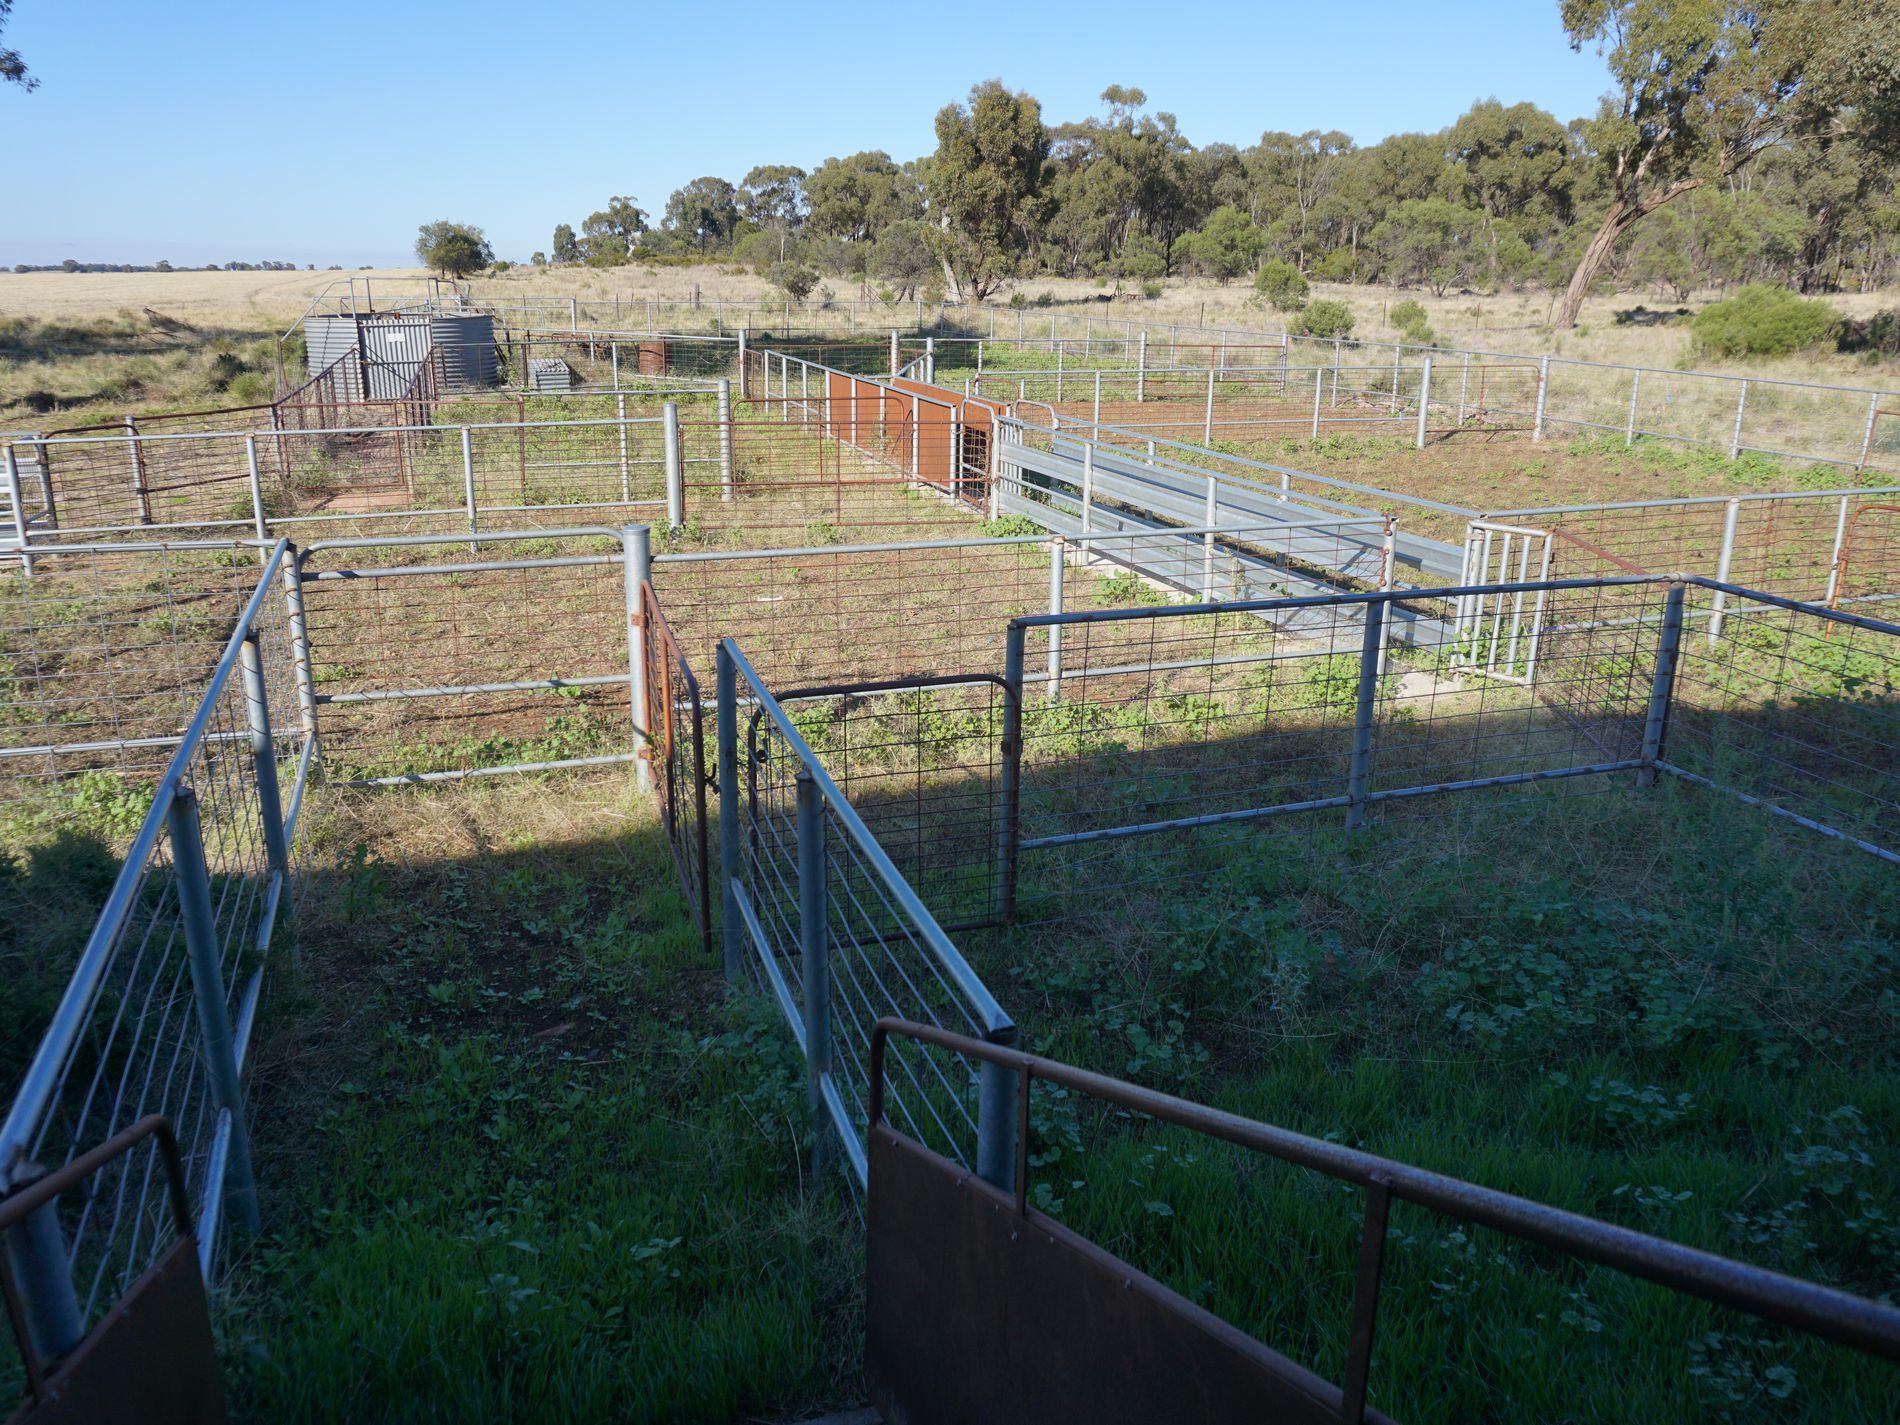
640,579 -> 711,951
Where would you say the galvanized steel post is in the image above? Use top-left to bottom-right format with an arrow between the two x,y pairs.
244,435 -> 268,547
1312,367 -> 1323,440
737,328 -> 749,398
1638,583 -> 1686,788
662,402 -> 684,530
615,394 -> 631,503
1092,369 -> 1102,426
975,1031 -> 1020,1194
889,329 -> 899,377
1626,370 -> 1641,446
4,444 -> 33,577
1204,367 -> 1216,445
460,426 -> 477,552
1080,445 -> 1095,532
910,393 -> 921,476
169,786 -> 260,1233
1729,380 -> 1748,460
924,337 -> 935,386
999,622 -> 1025,923
1203,475 -> 1218,599
1458,352 -> 1470,425
1708,497 -> 1740,646
716,645 -> 742,980
1823,496 -> 1852,606
1414,355 -> 1433,450
1857,393 -> 1881,472
4,1182 -> 82,1359
1344,598 -> 1387,831
610,341 -> 619,391
717,380 -> 735,501
797,769 -> 833,1179
280,557 -> 320,740
238,634 -> 290,888
623,525 -> 653,795
1046,538 -> 1066,700
1135,331 -> 1147,402
1533,355 -> 1551,442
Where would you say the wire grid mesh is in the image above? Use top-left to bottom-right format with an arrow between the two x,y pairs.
1,547 -> 306,1355
732,652 -> 1009,1181
294,530 -> 636,781
1491,489 -> 1900,609
0,544 -> 268,816
1664,588 -> 1900,860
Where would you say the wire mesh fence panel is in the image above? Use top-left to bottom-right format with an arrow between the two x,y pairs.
294,529 -> 638,781
1663,588 -> 1900,862
722,641 -> 1016,1188
2,543 -> 308,1361
0,543 -> 272,817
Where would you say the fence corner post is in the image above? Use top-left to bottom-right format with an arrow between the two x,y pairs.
975,1025 -> 1020,1194
716,643 -> 742,981
1,1175 -> 83,1362
1638,583 -> 1686,788
717,380 -> 735,501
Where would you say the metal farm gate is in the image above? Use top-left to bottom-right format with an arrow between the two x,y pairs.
640,579 -> 710,950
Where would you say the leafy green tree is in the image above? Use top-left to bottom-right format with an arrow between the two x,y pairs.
924,80 -> 1049,301
765,261 -> 820,304
414,221 -> 493,277
551,224 -> 579,265
530,251 -> 547,268
872,220 -> 936,299
739,166 -> 807,260
1254,258 -> 1309,310
1371,198 -> 1491,295
1110,230 -> 1167,291
1555,0 -> 1834,326
806,151 -> 916,242
1242,130 -> 1355,268
1,1 -> 34,91
662,176 -> 741,252
579,197 -> 647,263
1176,206 -> 1267,280
1297,299 -> 1356,339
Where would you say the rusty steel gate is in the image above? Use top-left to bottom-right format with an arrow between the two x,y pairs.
640,580 -> 711,951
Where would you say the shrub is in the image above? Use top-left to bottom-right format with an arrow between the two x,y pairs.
765,261 -> 819,303
1140,281 -> 1164,301
1690,285 -> 1839,360
1255,259 -> 1309,312
1837,310 -> 1900,361
1390,298 -> 1427,331
1296,299 -> 1355,340
228,372 -> 273,405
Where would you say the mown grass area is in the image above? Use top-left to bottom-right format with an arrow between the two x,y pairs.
222,770 -> 860,1423
954,774 -> 1900,1422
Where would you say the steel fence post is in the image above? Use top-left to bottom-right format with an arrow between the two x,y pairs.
1203,475 -> 1218,599
242,434 -> 269,550
622,525 -> 653,795
1533,355 -> 1550,442
459,426 -> 477,553
662,402 -> 684,530
1312,368 -> 1323,440
1729,380 -> 1748,460
1709,497 -> 1740,645
717,380 -> 735,501
1639,583 -> 1686,788
1080,445 -> 1095,532
2,1184 -> 83,1360
169,786 -> 260,1234
736,327 -> 748,397
4,444 -> 33,577
1000,622 -> 1025,924
1344,598 -> 1387,831
800,362 -> 810,425
1047,538 -> 1065,700
1204,367 -> 1216,445
1056,342 -> 1064,402
796,769 -> 833,1180
1389,346 -> 1400,416
281,555 -> 320,741
1414,355 -> 1433,450
716,645 -> 742,980
924,336 -> 935,386
1136,331 -> 1147,402
1458,352 -> 1470,425
568,296 -> 577,333
239,634 -> 290,889
889,329 -> 899,377
610,341 -> 619,391
975,1027 -> 1020,1194
1857,392 -> 1881,472
1824,495 -> 1851,606
1092,369 -> 1102,426
615,393 -> 631,504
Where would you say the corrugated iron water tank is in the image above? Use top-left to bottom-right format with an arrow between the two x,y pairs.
301,311 -> 498,395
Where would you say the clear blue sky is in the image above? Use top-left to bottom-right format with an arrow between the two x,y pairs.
0,1 -> 1613,268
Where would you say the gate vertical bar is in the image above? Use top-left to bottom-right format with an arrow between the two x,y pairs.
1046,538 -> 1065,700
169,787 -> 260,1233
3,445 -> 33,576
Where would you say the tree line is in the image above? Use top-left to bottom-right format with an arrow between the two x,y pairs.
487,3 -> 1900,327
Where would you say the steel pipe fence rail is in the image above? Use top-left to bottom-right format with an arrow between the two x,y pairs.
0,539 -> 312,1364
0,540 -> 283,813
717,639 -> 1018,1191
868,1017 -> 1900,1424
292,526 -> 651,785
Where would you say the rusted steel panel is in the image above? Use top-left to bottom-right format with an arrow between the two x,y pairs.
4,1236 -> 227,1425
865,1123 -> 1387,1425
